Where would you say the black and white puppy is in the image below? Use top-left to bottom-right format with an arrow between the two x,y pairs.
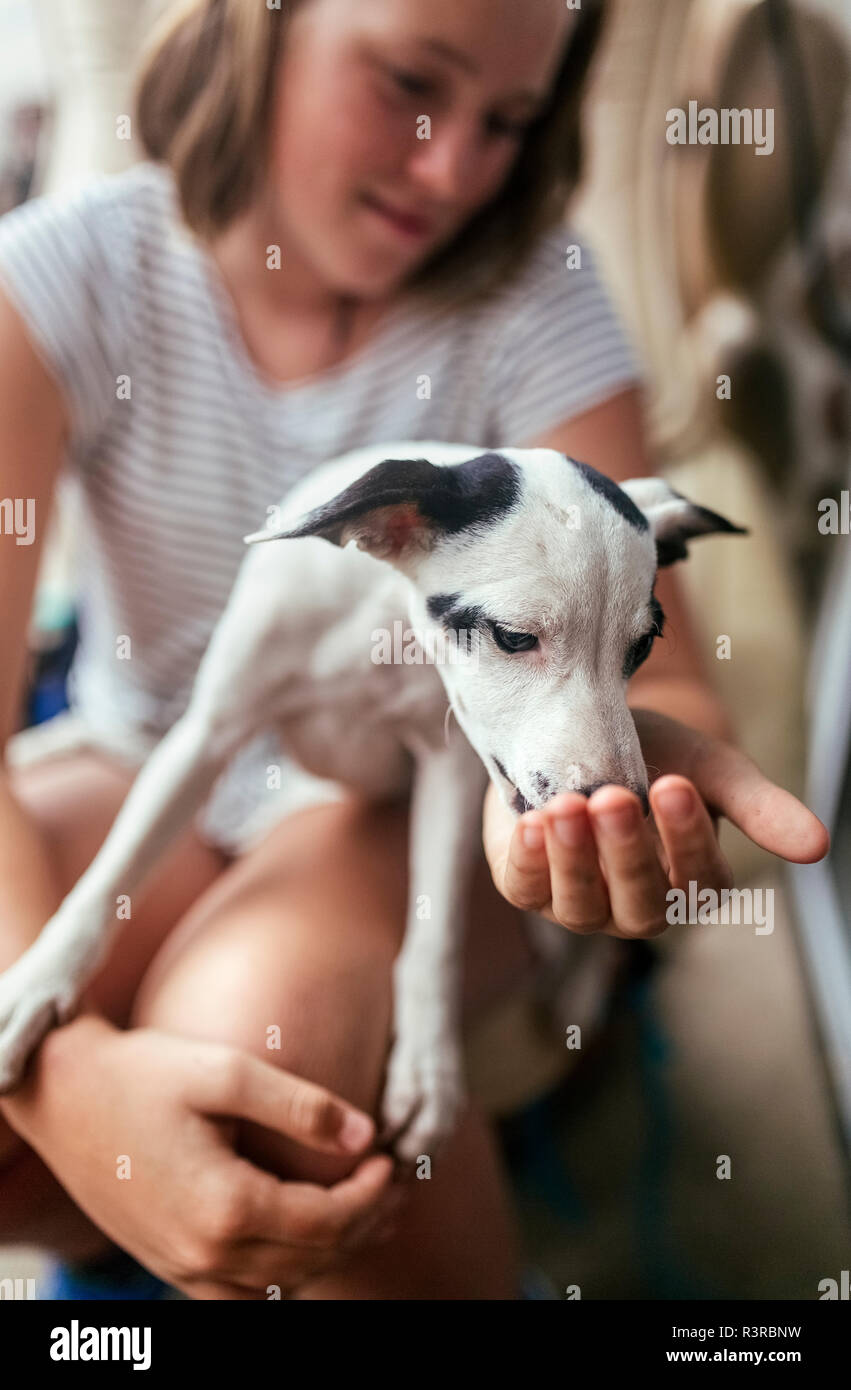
0,442 -> 745,1159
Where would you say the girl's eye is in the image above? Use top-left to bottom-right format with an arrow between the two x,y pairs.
382,66 -> 531,138
388,67 -> 435,98
490,623 -> 538,654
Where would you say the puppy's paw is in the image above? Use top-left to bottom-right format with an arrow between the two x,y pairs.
0,960 -> 80,1093
380,1037 -> 467,1166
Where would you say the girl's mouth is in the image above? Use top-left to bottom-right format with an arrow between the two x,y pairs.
360,192 -> 434,240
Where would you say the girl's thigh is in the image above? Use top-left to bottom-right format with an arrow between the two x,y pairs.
0,749 -> 229,1160
129,794 -> 537,1186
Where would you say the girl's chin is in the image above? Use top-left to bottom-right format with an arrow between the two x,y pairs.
331,246 -> 421,296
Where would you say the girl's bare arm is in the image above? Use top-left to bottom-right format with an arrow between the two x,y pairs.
0,283 -> 75,970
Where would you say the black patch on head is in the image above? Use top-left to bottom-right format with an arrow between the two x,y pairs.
513,789 -> 533,815
436,451 -> 521,533
426,592 -> 461,621
569,458 -> 649,533
287,451 -> 521,544
426,594 -> 486,653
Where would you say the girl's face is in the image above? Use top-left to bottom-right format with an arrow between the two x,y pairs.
266,0 -> 574,297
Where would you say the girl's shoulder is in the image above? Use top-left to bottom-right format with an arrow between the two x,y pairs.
462,224 -> 643,445
473,222 -> 612,327
0,161 -> 178,464
0,159 -> 180,290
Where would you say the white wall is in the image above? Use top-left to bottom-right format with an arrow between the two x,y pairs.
0,0 -> 48,108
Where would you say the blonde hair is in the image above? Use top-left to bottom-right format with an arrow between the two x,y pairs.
134,0 -> 607,310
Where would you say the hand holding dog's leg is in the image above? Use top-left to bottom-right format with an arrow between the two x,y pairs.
4,1012 -> 396,1299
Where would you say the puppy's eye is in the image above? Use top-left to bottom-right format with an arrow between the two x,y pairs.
624,630 -> 655,676
490,622 -> 538,653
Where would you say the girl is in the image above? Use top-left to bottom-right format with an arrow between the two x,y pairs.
0,0 -> 827,1300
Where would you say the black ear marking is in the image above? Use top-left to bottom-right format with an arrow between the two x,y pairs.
608,476 -> 749,568
259,451 -> 521,559
655,504 -> 749,567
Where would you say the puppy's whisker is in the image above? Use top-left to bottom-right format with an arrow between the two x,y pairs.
443,703 -> 455,746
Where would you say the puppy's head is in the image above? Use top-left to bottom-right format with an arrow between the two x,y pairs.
247,449 -> 747,813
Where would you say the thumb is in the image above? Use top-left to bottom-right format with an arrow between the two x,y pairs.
193,1048 -> 376,1155
483,782 -> 552,911
690,737 -> 830,864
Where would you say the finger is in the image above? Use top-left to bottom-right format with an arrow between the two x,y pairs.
688,736 -> 830,864
588,786 -> 670,938
541,794 -> 611,933
650,776 -> 734,891
481,778 -> 517,877
337,1190 -> 408,1253
217,1184 -> 404,1290
499,814 -> 553,912
192,1048 -> 378,1155
483,785 -> 553,913
244,1151 -> 397,1249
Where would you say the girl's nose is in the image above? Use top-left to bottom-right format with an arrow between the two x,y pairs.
406,119 -> 487,204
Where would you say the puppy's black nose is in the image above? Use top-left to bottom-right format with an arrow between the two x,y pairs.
579,783 -> 650,817
578,781 -> 610,801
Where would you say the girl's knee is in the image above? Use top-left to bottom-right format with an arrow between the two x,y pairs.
136,930 -> 392,1101
130,795 -> 411,1046
134,935 -> 393,1184
128,823 -> 402,1182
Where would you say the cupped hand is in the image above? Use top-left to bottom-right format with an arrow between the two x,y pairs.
483,708 -> 830,939
8,1016 -> 402,1299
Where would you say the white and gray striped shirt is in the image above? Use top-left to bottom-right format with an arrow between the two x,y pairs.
0,160 -> 642,853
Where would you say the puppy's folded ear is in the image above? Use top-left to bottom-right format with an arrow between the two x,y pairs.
244,452 -> 520,565
618,477 -> 749,566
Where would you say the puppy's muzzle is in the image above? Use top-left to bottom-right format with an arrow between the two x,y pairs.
511,781 -> 650,817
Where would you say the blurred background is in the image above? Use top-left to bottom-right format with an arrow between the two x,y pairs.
0,0 -> 849,1299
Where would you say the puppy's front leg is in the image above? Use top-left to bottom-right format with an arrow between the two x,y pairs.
0,705 -> 247,1091
381,728 -> 487,1164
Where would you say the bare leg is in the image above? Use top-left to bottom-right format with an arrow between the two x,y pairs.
131,796 -> 537,1299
